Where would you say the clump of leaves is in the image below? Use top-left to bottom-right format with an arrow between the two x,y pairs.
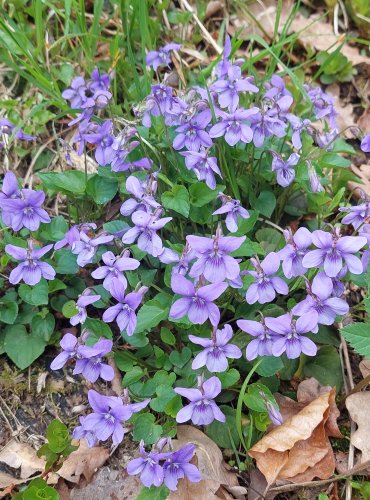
317,50 -> 356,84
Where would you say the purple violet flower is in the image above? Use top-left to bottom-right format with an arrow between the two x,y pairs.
265,400 -> 283,426
127,441 -> 165,487
359,224 -> 370,271
339,195 -> 370,230
271,151 -> 300,187
264,312 -> 318,359
361,134 -> 370,153
54,222 -> 97,250
172,243 -> 196,276
292,273 -> 349,332
278,227 -> 312,278
5,240 -> 55,285
120,175 -> 160,216
237,318 -> 278,360
91,250 -> 140,291
264,74 -> 291,102
74,338 -> 114,383
72,231 -> 114,267
0,189 -> 50,231
315,128 -> 339,151
121,210 -> 172,257
180,149 -> 222,190
175,376 -> 225,425
187,231 -> 245,283
83,120 -> 115,166
249,106 -> 287,147
81,390 -> 137,445
70,289 -> 101,326
102,278 -> 148,336
50,333 -> 78,370
307,161 -> 325,193
0,118 -> 35,141
305,84 -> 337,128
302,228 -> 367,277
73,416 -> 98,447
163,444 -> 201,491
245,252 -> 288,304
211,66 -> 258,112
169,274 -> 227,326
212,193 -> 250,232
209,108 -> 258,146
286,114 -> 311,150
173,109 -> 212,151
189,324 -> 242,372
146,42 -> 181,71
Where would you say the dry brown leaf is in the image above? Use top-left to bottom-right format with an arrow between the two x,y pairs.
249,389 -> 339,486
48,439 -> 109,485
0,440 -> 45,482
346,392 -> 370,464
348,163 -> 370,197
359,359 -> 370,378
325,84 -> 355,133
357,109 -> 370,135
205,1 -> 224,19
168,425 -> 244,499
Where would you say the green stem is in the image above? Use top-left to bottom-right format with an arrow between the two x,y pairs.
236,358 -> 263,452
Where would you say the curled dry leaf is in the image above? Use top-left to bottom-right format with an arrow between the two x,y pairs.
48,439 -> 109,485
0,440 -> 45,486
169,425 -> 245,499
249,386 -> 340,486
346,391 -> 370,465
359,359 -> 370,379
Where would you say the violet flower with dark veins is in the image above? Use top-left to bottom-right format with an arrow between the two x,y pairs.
265,312 -> 318,359
302,228 -> 367,277
213,193 -> 250,232
91,250 -> 140,291
50,333 -> 78,370
70,288 -> 101,326
120,175 -> 160,216
121,209 -> 172,257
292,272 -> 349,331
74,338 -> 114,383
180,149 -> 222,190
5,240 -> 55,285
0,188 -> 50,231
174,376 -> 225,425
102,278 -> 148,336
271,151 -> 300,188
209,108 -> 258,146
278,227 -> 312,278
187,228 -> 245,283
211,65 -> 258,112
339,192 -> 370,230
237,317 -> 278,360
127,441 -> 166,487
189,324 -> 242,372
72,231 -> 114,267
169,274 -> 227,326
146,42 -> 181,71
245,252 -> 288,304
162,444 -> 202,491
173,109 -> 212,151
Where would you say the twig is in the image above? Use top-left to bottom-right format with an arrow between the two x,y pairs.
179,0 -> 222,54
269,459 -> 370,494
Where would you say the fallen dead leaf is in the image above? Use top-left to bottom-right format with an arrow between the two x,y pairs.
357,109 -> 370,135
346,391 -> 370,465
0,440 -> 45,483
169,425 -> 245,499
249,387 -> 340,487
359,359 -> 370,378
205,1 -> 224,19
326,84 -> 355,133
48,439 -> 109,485
348,163 -> 370,198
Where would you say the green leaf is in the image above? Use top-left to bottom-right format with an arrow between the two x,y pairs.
319,153 -> 351,169
4,324 -> 46,369
135,293 -> 172,334
38,216 -> 68,242
160,327 -> 176,346
206,406 -> 240,448
161,184 -> 190,217
122,366 -> 146,385
169,347 -> 192,368
54,249 -> 79,274
32,313 -> 55,342
46,419 -> 70,453
0,299 -> 18,325
86,175 -> 118,204
218,368 -> 240,388
304,346 -> 343,389
48,279 -> 67,293
84,318 -> 113,340
189,182 -> 219,207
16,478 -> 59,500
341,322 -> 370,358
255,356 -> 284,377
61,300 -> 78,319
150,384 -> 177,412
132,413 -> 162,445
39,170 -> 87,194
244,383 -> 275,412
136,484 -> 169,500
18,279 -> 49,306
253,191 -> 276,217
